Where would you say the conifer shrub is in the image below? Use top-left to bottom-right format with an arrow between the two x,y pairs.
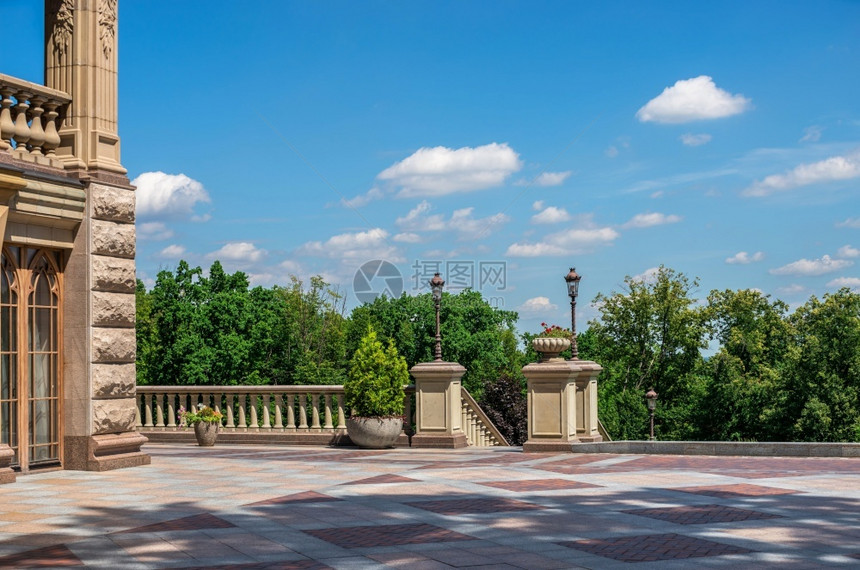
344,326 -> 408,418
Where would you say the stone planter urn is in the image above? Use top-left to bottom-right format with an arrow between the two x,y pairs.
346,417 -> 403,449
193,421 -> 219,447
532,337 -> 571,362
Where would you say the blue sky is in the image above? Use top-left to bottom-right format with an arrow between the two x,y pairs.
4,1 -> 860,334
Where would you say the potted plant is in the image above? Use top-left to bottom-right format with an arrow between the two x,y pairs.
179,404 -> 223,447
532,322 -> 573,362
343,326 -> 408,448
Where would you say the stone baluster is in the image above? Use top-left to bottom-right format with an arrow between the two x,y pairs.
286,394 -> 296,430
27,97 -> 46,155
298,395 -> 308,430
323,394 -> 333,429
166,393 -> 176,428
214,393 -> 223,416
249,394 -> 259,429
154,393 -> 164,428
262,394 -> 271,429
225,394 -> 235,428
404,394 -> 413,437
12,91 -> 31,153
311,394 -> 321,430
274,394 -> 284,429
0,88 -> 14,150
143,393 -> 154,428
42,101 -> 61,156
336,394 -> 346,429
135,394 -> 143,427
237,394 -> 247,429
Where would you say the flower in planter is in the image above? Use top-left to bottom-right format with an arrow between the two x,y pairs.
538,322 -> 573,340
178,405 -> 223,426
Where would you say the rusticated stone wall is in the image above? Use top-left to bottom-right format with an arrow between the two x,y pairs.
89,182 -> 137,436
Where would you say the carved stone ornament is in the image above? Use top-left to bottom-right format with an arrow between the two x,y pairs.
48,0 -> 74,57
98,0 -> 117,59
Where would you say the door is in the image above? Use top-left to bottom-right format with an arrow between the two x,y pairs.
0,246 -> 63,472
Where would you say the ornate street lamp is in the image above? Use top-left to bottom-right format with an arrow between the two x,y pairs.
430,273 -> 445,361
564,267 -> 581,359
645,387 -> 658,441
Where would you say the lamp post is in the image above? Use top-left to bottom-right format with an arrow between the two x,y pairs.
430,273 -> 445,361
645,387 -> 658,441
564,267 -> 581,359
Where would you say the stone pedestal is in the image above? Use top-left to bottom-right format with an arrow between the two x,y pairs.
522,359 -> 602,453
409,361 -> 468,449
0,444 -> 15,484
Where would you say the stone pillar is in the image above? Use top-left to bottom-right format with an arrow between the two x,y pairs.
63,180 -> 148,471
45,0 -> 126,176
409,361 -> 468,449
522,359 -> 602,453
0,445 -> 14,484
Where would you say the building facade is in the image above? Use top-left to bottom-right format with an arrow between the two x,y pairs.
0,0 -> 147,482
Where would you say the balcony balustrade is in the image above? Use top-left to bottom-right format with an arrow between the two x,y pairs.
136,384 -> 506,448
0,73 -> 71,169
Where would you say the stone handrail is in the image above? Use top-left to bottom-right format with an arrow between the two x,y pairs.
461,388 -> 508,447
0,73 -> 71,168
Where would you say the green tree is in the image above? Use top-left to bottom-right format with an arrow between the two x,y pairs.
582,266 -> 708,440
698,289 -> 794,441
135,279 -> 157,385
344,327 -> 408,417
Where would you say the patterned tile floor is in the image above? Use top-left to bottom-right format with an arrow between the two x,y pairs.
0,444 -> 858,568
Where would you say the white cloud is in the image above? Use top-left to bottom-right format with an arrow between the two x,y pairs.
297,228 -> 403,263
531,206 -> 571,225
650,190 -> 664,199
743,151 -> 860,197
517,296 -> 558,313
633,267 -> 661,284
532,171 -> 572,187
377,143 -> 522,197
837,218 -> 860,228
838,245 -> 860,258
827,277 -> 860,289
158,244 -> 186,259
133,171 -> 211,219
769,255 -> 853,276
776,284 -> 807,296
800,125 -> 823,143
137,221 -> 174,241
506,218 -> 619,257
636,76 -> 751,124
396,201 -> 509,240
623,212 -> 682,229
532,201 -> 544,211
207,242 -> 267,263
680,133 -> 712,147
726,251 -> 765,265
341,187 -> 383,209
393,232 -> 422,243
605,145 -> 619,158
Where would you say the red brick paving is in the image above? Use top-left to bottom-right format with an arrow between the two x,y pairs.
114,513 -> 236,534
478,478 -> 600,491
406,497 -> 544,515
673,483 -> 799,498
0,544 -> 84,568
341,474 -> 418,485
304,523 -> 474,548
246,490 -> 342,507
559,533 -> 752,562
622,504 -> 783,525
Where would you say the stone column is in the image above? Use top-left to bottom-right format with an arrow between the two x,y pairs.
522,359 -> 602,453
45,0 -> 126,177
409,361 -> 468,449
0,445 -> 14,484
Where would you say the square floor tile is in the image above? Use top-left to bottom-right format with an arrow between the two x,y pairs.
559,533 -> 753,562
114,513 -> 235,534
673,483 -> 799,498
246,491 -> 343,507
406,497 -> 544,515
304,523 -> 474,548
622,504 -> 783,525
341,474 -> 418,485
0,544 -> 83,568
478,479 -> 600,492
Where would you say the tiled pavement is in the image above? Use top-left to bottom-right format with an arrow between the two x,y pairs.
0,445 -> 859,568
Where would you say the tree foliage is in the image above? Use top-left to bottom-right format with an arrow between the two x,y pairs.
344,327 -> 408,417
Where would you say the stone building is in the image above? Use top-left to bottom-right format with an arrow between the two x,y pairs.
0,0 -> 148,482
